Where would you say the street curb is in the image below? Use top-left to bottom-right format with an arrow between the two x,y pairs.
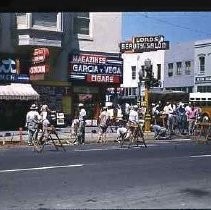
0,138 -> 195,149
0,130 -> 196,148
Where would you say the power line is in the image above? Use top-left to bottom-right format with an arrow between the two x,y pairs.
124,12 -> 211,37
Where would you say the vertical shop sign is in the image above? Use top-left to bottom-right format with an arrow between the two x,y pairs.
29,48 -> 50,81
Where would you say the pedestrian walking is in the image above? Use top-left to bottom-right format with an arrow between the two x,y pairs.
76,103 -> 87,145
40,102 -> 52,121
98,106 -> 110,143
176,102 -> 187,135
25,104 -> 41,145
186,103 -> 199,136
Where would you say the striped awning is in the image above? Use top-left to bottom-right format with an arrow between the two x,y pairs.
0,83 -> 40,100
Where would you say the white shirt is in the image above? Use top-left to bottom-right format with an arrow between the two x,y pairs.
79,108 -> 86,121
128,110 -> 139,123
99,110 -> 109,127
26,110 -> 40,129
40,104 -> 49,120
163,104 -> 176,117
40,104 -> 49,112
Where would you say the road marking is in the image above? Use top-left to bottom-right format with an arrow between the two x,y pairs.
190,154 -> 211,158
74,145 -> 156,152
0,164 -> 83,173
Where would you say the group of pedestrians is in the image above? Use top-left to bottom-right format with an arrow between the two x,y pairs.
25,103 -> 53,145
152,101 -> 202,136
71,103 -> 87,145
97,104 -> 145,144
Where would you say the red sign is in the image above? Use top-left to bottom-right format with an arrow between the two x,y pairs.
32,48 -> 49,64
29,65 -> 49,74
86,74 -> 120,84
29,48 -> 50,80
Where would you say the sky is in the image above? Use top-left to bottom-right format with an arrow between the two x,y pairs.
122,12 -> 211,44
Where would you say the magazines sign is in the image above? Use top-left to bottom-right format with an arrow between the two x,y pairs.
69,53 -> 123,84
119,35 -> 169,53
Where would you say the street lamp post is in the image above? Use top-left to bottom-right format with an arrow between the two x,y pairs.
144,58 -> 152,132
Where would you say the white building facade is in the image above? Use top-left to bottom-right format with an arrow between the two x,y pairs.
121,50 -> 165,102
194,39 -> 211,92
163,41 -> 195,93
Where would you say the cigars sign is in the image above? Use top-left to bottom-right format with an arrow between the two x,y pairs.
29,48 -> 50,81
69,53 -> 123,84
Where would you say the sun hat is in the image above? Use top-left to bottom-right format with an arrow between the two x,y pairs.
30,104 -> 38,110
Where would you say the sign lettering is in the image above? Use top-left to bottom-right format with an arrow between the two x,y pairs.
29,65 -> 49,74
86,74 -> 120,84
32,48 -> 49,64
72,54 -> 106,64
120,35 -> 169,53
0,59 -> 16,74
69,53 -> 123,84
29,48 -> 50,80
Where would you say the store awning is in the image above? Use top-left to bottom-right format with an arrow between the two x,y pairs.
0,83 -> 40,100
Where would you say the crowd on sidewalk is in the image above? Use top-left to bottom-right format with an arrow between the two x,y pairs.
23,99 -> 204,146
151,100 -> 204,138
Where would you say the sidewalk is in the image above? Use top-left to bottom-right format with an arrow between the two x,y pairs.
0,127 -> 194,147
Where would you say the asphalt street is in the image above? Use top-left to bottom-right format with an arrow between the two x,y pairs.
0,142 -> 211,209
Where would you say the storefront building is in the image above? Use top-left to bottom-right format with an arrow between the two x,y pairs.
68,51 -> 123,121
194,39 -> 211,92
13,12 -> 122,125
0,12 -> 122,127
0,54 -> 39,130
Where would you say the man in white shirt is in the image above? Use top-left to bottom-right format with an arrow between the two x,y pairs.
77,103 -> 87,145
128,105 -> 139,124
25,104 -> 41,145
126,105 -> 139,139
163,102 -> 176,132
98,107 -> 110,143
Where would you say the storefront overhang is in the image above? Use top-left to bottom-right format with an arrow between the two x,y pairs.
0,83 -> 40,100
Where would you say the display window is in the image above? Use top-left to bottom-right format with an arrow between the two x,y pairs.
72,92 -> 100,120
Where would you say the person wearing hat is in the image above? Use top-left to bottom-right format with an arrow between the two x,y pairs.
40,102 -> 52,121
25,104 -> 41,145
97,106 -> 110,143
76,103 -> 87,145
127,104 -> 140,138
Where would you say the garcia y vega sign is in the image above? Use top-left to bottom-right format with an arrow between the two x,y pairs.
69,53 -> 123,84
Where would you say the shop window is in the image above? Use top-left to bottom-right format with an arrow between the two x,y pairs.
168,63 -> 173,77
197,86 -> 207,92
32,13 -> 58,30
73,12 -> 90,35
125,88 -> 128,96
128,88 -> 132,96
176,62 -> 182,75
16,13 -> 27,28
132,87 -> 136,95
207,86 -> 211,92
185,61 -> 191,75
131,66 -> 136,80
157,64 -> 161,80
